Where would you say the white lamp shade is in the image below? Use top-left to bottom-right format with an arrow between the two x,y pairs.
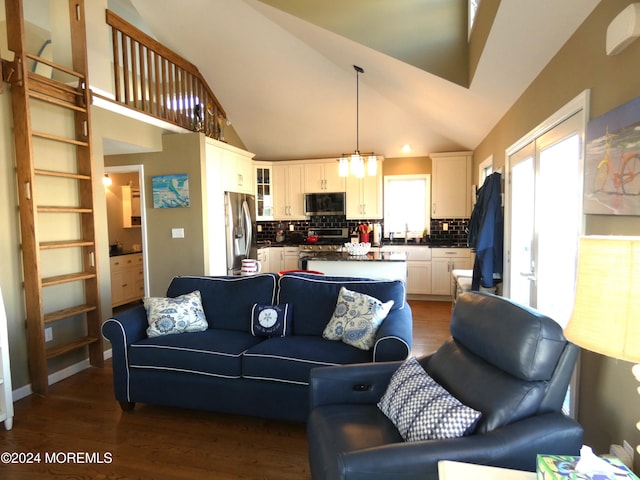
564,236 -> 640,363
338,157 -> 349,177
351,154 -> 364,178
367,156 -> 377,176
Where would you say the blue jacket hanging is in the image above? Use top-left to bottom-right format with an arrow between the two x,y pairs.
468,172 -> 503,290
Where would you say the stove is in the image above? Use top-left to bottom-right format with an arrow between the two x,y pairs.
299,244 -> 344,253
300,228 -> 348,252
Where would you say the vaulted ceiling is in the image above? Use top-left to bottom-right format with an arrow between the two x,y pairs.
122,0 -> 601,160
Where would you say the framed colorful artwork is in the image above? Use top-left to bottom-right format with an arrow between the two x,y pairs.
583,96 -> 640,215
152,174 -> 190,208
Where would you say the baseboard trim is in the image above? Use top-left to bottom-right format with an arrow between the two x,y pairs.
12,348 -> 113,402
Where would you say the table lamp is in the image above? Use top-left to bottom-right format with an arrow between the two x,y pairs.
564,235 -> 640,455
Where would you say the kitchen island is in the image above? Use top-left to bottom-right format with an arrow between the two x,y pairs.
301,250 -> 407,281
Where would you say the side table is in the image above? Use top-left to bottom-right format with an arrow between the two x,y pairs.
438,460 -> 537,479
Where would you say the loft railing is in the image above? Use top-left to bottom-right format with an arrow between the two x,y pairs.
105,10 -> 227,140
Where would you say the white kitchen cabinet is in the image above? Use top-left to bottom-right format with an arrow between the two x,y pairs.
381,245 -> 431,295
304,160 -> 345,193
273,163 -> 306,220
431,248 -> 471,296
431,152 -> 472,218
121,185 -> 141,228
346,166 -> 383,220
268,247 -> 284,273
257,247 -> 270,273
267,246 -> 300,273
407,260 -> 432,295
219,143 -> 255,194
110,253 -> 144,307
284,246 -> 300,271
0,287 -> 13,430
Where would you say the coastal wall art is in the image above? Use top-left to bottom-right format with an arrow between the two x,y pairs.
152,174 -> 190,208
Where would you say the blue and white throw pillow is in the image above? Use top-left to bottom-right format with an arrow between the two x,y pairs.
144,290 -> 208,338
323,287 -> 393,350
251,303 -> 293,337
378,356 -> 481,442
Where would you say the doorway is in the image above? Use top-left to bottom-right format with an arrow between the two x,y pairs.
504,92 -> 588,326
104,165 -> 150,305
504,91 -> 588,418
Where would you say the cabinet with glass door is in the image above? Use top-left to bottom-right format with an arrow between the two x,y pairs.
255,165 -> 273,220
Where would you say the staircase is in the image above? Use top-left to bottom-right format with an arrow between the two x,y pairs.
3,0 -> 103,395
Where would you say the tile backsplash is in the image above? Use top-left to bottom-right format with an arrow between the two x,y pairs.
429,218 -> 469,246
257,216 -> 382,243
257,216 -> 470,247
257,220 -> 309,243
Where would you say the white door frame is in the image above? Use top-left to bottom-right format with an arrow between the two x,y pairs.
503,90 -> 590,298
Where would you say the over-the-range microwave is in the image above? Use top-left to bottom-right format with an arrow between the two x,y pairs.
304,192 -> 346,216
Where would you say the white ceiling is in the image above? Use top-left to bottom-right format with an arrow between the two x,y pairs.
123,0 -> 601,161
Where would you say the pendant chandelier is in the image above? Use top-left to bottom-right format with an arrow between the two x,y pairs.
338,65 -> 378,178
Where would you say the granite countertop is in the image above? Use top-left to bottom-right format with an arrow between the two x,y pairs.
381,240 -> 468,248
304,251 -> 407,262
258,241 -> 469,249
427,244 -> 469,248
257,241 -> 302,247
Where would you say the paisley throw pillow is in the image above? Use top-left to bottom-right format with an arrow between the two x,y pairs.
323,287 -> 393,350
144,290 -> 208,337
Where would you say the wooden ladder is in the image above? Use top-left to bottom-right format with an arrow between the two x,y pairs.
3,0 -> 103,396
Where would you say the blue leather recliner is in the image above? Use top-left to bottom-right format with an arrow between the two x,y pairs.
307,292 -> 583,480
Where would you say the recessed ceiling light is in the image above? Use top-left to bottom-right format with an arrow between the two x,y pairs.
401,144 -> 412,153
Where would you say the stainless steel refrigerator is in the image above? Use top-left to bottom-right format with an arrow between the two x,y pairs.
224,191 -> 257,275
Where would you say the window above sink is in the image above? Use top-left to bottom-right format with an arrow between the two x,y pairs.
383,174 -> 431,240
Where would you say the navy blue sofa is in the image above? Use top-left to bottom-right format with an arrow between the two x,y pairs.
102,273 -> 412,422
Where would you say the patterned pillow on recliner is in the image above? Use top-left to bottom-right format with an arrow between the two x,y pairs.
378,356 -> 481,442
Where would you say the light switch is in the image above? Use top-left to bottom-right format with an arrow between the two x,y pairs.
172,228 -> 185,238
442,223 -> 449,231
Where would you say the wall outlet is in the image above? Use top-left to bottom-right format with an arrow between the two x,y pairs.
257,225 -> 262,232
44,327 -> 53,342
289,224 -> 294,231
442,222 -> 449,231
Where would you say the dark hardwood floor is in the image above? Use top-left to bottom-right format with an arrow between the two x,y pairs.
0,300 -> 452,480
